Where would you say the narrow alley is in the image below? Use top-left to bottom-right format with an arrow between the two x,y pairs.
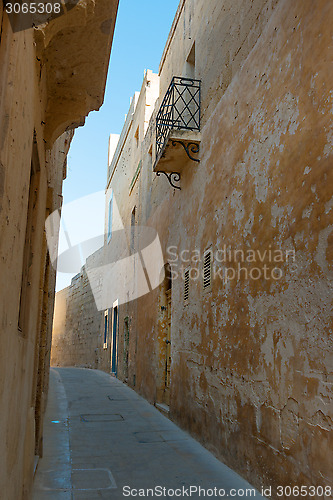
33,368 -> 264,500
1,0 -> 332,497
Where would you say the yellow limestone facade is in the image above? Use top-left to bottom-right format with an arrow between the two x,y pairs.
51,0 -> 333,496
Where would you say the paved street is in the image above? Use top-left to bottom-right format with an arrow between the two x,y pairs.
33,368 -> 265,500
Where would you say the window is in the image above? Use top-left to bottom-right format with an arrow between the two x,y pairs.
123,316 -> 130,379
184,268 -> 190,303
134,126 -> 139,147
111,303 -> 118,374
203,249 -> 212,291
103,310 -> 108,349
107,194 -> 113,243
131,206 -> 136,251
185,42 -> 195,79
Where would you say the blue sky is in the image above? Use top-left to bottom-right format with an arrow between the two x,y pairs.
56,0 -> 179,291
62,0 -> 179,203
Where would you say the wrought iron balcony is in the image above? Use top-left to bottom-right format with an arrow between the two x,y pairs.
154,77 -> 201,189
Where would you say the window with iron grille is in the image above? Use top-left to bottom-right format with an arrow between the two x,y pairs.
203,250 -> 212,291
155,76 -> 201,163
184,268 -> 190,302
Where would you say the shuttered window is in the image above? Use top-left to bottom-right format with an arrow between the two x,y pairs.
184,269 -> 190,302
203,250 -> 212,290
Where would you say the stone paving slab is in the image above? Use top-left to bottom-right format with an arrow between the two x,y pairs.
33,368 -> 265,500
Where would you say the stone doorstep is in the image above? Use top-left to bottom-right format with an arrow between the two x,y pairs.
155,402 -> 170,416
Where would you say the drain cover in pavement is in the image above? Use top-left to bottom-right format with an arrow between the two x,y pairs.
107,395 -> 128,401
134,431 -> 165,443
80,413 -> 124,422
72,468 -> 117,490
133,430 -> 189,443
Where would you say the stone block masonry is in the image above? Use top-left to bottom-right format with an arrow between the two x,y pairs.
51,252 -> 110,372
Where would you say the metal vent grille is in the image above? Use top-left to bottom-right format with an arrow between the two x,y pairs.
184,269 -> 190,302
203,250 -> 212,290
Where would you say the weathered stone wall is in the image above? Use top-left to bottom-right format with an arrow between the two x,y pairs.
105,0 -> 333,495
51,253 -> 106,370
51,70 -> 161,381
159,0 -> 280,127
0,0 -> 118,497
51,0 -> 333,496
0,20 -> 70,500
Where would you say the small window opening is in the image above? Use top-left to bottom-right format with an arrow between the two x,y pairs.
131,206 -> 136,250
184,268 -> 190,302
107,195 -> 113,243
185,42 -> 195,79
203,249 -> 212,290
134,126 -> 139,147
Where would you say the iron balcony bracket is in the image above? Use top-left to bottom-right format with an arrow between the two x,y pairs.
154,141 -> 200,190
171,140 -> 200,162
156,171 -> 181,190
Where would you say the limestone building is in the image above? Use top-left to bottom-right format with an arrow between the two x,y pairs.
51,249 -> 105,370
52,0 -> 333,496
0,1 -> 118,498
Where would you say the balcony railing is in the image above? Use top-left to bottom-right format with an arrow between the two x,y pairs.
155,76 -> 201,162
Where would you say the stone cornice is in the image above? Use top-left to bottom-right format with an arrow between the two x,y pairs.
34,0 -> 119,147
